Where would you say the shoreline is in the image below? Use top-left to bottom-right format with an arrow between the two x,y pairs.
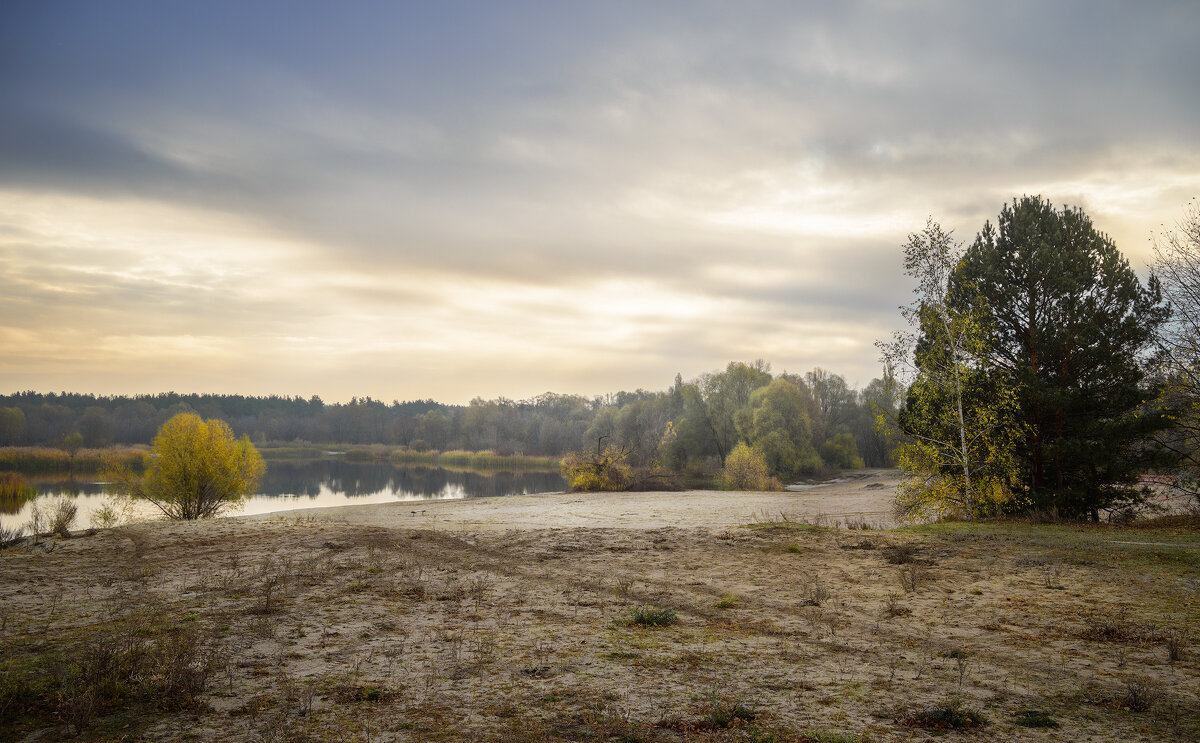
245,468 -> 902,532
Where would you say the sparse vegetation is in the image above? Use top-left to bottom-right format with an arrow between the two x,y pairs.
904,696 -> 988,730
1014,708 -> 1059,728
0,499 -> 1196,741
628,605 -> 678,627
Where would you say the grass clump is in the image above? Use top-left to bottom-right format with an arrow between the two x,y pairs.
704,696 -> 755,729
628,605 -> 677,627
904,697 -> 988,730
715,594 -> 741,609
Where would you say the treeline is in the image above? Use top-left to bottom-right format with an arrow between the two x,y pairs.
0,364 -> 897,474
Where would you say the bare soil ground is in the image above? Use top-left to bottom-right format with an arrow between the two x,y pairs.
2,472 -> 1198,742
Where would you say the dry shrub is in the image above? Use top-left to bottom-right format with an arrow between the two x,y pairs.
1078,609 -> 1165,645
1123,677 -> 1158,712
0,523 -> 25,549
882,593 -> 911,618
884,543 -> 919,564
47,498 -> 78,536
561,446 -> 632,492
898,563 -> 927,592
1165,630 -> 1186,662
802,580 -> 829,607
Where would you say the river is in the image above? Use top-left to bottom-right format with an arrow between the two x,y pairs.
0,459 -> 566,531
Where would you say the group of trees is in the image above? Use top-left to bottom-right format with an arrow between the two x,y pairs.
581,363 -> 896,482
1,371 -> 896,481
885,196 -> 1198,521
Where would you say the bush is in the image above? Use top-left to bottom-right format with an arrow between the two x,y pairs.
20,497 -> 73,538
720,443 -> 780,490
562,446 -> 632,492
106,413 -> 265,520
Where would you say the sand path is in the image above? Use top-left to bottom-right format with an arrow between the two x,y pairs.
249,468 -> 901,531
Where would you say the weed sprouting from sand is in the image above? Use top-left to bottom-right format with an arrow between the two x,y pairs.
898,563 -> 927,592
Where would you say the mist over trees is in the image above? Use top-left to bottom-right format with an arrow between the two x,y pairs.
0,363 -> 897,479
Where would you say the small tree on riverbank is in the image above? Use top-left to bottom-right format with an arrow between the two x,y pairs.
106,413 -> 265,520
561,444 -> 633,492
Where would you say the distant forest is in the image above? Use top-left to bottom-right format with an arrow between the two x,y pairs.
0,362 -> 897,471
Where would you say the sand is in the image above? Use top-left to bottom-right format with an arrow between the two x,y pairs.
256,469 -> 902,532
2,469 -> 1197,742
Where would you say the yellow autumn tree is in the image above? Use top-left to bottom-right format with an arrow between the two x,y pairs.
878,218 -> 1022,520
107,413 -> 265,520
720,442 -> 780,491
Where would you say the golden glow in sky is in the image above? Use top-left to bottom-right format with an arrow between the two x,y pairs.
2,3 -> 1197,402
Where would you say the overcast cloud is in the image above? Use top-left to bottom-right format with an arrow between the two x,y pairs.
2,1 -> 1198,402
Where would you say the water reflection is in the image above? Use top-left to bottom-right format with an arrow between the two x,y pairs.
0,460 -> 565,530
260,459 -> 564,500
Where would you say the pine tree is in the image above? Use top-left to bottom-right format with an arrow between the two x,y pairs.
957,196 -> 1169,519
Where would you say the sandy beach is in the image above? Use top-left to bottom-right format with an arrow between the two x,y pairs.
258,469 -> 902,532
2,469 -> 1197,742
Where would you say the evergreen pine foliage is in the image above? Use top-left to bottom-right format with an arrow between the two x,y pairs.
957,196 -> 1170,519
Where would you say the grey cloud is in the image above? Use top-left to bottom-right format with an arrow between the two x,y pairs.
2,1 -> 1198,397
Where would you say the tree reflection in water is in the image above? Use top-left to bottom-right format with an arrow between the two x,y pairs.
258,459 -> 565,500
3,460 -> 566,530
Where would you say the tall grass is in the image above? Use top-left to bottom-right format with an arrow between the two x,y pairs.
0,447 -> 143,474
0,472 -> 37,516
0,472 -> 37,499
391,448 -> 561,471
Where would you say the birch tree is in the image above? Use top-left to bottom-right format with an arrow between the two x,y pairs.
878,219 -> 1022,520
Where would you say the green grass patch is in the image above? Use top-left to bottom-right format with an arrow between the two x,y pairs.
628,606 -> 678,627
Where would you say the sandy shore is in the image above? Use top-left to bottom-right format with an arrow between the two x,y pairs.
250,469 -> 902,532
4,467 -> 1197,742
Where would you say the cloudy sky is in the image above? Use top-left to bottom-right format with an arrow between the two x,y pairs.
2,1 -> 1197,403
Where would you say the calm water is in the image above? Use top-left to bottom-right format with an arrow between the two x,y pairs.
0,459 -> 566,531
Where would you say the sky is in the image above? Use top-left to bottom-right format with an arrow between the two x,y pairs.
2,1 -> 1198,404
